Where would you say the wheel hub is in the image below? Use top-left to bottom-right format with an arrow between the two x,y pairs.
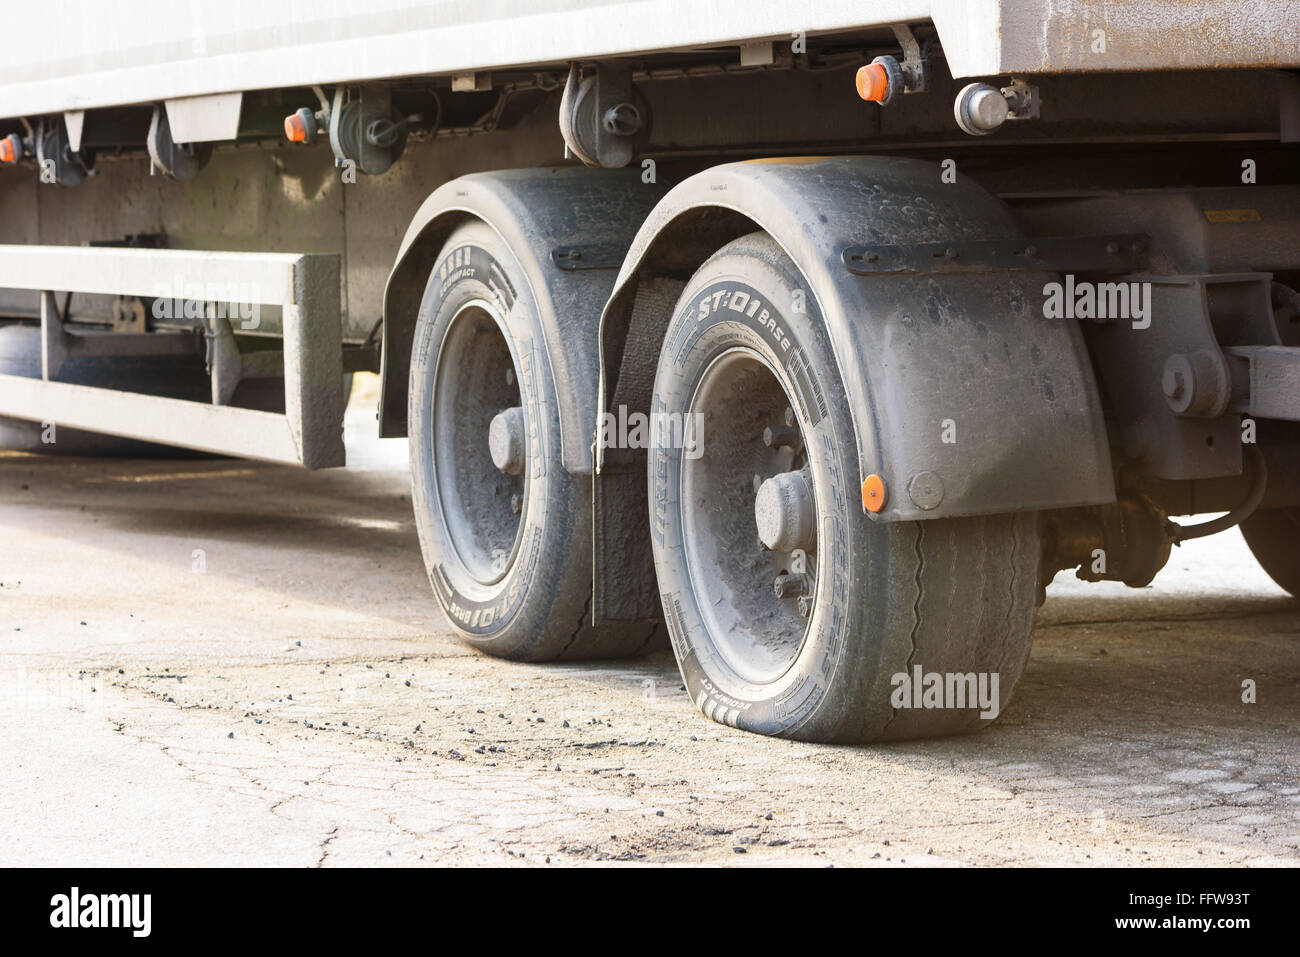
430,301 -> 526,585
489,406 -> 526,475
679,346 -> 818,683
755,469 -> 815,553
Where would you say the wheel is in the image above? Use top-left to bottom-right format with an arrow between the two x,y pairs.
649,232 -> 1042,742
408,220 -> 657,661
1240,508 -> 1300,596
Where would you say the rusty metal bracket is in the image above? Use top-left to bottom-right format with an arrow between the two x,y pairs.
889,23 -> 929,94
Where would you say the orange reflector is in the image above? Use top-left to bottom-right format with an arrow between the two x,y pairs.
855,62 -> 890,102
0,137 -> 15,164
284,113 -> 309,143
862,474 -> 886,513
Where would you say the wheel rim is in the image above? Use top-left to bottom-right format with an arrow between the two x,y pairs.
431,299 -> 526,585
679,346 -> 817,684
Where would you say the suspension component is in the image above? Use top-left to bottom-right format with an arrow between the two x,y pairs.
35,119 -> 94,186
283,86 -> 420,174
330,87 -> 414,174
147,106 -> 213,181
1042,494 -> 1173,588
558,62 -> 649,169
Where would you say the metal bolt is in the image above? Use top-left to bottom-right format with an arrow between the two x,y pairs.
763,424 -> 803,452
773,573 -> 807,599
907,470 -> 945,511
509,493 -> 522,515
783,406 -> 795,427
602,102 -> 644,136
1161,350 -> 1229,417
796,595 -> 812,618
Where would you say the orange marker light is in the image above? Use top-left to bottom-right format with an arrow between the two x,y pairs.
855,62 -> 890,102
862,474 -> 886,513
284,113 -> 309,143
0,135 -> 19,164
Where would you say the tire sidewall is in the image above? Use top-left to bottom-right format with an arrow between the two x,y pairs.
650,237 -> 869,737
408,222 -> 577,657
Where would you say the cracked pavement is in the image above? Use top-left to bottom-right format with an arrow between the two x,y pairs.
1,377 -> 1297,866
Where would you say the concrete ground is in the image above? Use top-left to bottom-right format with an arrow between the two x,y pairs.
1,376 -> 1297,867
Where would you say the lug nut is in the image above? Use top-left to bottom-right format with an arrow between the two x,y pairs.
489,406 -> 526,475
763,424 -> 803,452
773,573 -> 808,599
797,595 -> 812,618
509,493 -> 522,515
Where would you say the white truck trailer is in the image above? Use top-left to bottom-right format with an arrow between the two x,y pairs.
1,1 -> 1298,741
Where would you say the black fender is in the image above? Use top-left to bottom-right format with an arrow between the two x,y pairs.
381,167 -> 664,473
598,156 -> 1115,521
